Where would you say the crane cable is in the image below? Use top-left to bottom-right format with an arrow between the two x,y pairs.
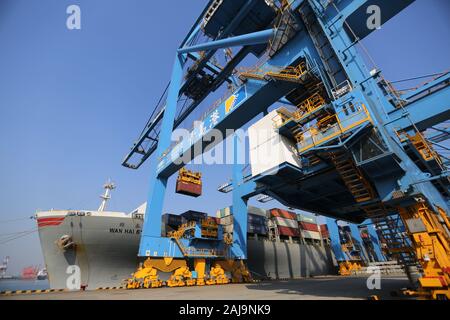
0,229 -> 38,245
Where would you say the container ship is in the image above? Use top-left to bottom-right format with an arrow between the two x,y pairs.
37,182 -> 335,290
36,182 -> 145,290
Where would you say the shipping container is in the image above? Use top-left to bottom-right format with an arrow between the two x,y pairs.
211,217 -> 220,224
216,206 -> 232,218
298,221 -> 320,232
277,225 -> 300,237
176,180 -> 202,197
273,216 -> 298,229
320,224 -> 330,238
296,214 -> 317,224
247,224 -> 267,235
301,230 -> 321,240
248,213 -> 266,225
162,213 -> 185,228
248,206 -> 267,217
270,208 -> 297,220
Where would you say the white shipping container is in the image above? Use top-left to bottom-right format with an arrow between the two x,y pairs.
248,110 -> 302,177
297,214 -> 317,224
216,206 -> 232,218
273,217 -> 298,229
302,230 -> 321,240
248,205 -> 267,217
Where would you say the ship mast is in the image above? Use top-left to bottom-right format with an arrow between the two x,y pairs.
98,180 -> 115,212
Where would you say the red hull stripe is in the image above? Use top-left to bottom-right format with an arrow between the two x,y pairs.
37,217 -> 65,222
38,221 -> 63,227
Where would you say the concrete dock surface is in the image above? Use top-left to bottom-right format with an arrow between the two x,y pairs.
1,275 -> 414,300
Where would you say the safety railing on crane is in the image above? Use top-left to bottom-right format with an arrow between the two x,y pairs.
238,60 -> 308,83
272,92 -> 327,129
295,103 -> 372,153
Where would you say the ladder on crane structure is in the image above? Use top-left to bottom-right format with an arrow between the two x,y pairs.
298,2 -> 347,89
331,152 -> 374,203
372,214 -> 416,266
268,5 -> 300,57
331,151 -> 418,267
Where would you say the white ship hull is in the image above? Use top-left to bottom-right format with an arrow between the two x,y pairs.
37,210 -> 143,290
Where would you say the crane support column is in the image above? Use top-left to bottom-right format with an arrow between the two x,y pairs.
139,54 -> 185,256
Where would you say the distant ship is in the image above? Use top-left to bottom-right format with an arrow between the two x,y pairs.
36,181 -> 144,290
36,268 -> 48,280
21,266 -> 39,280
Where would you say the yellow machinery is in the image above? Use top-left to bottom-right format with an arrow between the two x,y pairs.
331,137 -> 450,299
399,203 -> 450,299
338,261 -> 363,276
337,231 -> 364,276
126,221 -> 252,289
177,167 -> 202,185
176,167 -> 203,197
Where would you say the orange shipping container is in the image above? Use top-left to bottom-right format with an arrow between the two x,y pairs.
270,208 -> 297,220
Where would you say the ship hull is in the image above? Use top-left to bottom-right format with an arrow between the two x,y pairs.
37,211 -> 142,290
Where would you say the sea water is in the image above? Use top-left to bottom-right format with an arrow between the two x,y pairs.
0,279 -> 49,291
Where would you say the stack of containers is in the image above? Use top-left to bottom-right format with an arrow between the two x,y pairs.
247,206 -> 267,235
217,206 -> 233,234
270,208 -> 300,238
297,214 -> 321,240
216,206 -> 232,219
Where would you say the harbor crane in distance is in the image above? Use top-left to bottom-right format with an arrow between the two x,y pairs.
123,0 -> 450,299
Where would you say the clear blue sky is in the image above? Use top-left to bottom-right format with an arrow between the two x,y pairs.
0,0 -> 448,274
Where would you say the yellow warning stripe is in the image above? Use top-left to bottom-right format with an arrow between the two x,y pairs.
95,286 -> 125,290
0,288 -> 67,296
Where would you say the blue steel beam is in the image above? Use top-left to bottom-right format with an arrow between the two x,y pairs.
177,29 -> 274,54
386,85 -> 450,133
179,0 -> 215,48
184,0 -> 260,75
349,223 -> 368,262
157,78 -> 299,178
364,220 -> 384,262
401,72 -> 450,101
326,218 -> 346,262
122,47 -> 253,169
139,54 -> 185,255
328,0 -> 415,41
231,134 -> 248,259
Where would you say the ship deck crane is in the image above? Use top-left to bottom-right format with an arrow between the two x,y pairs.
123,0 -> 450,299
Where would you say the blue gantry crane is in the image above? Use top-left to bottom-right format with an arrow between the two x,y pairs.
123,0 -> 449,299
